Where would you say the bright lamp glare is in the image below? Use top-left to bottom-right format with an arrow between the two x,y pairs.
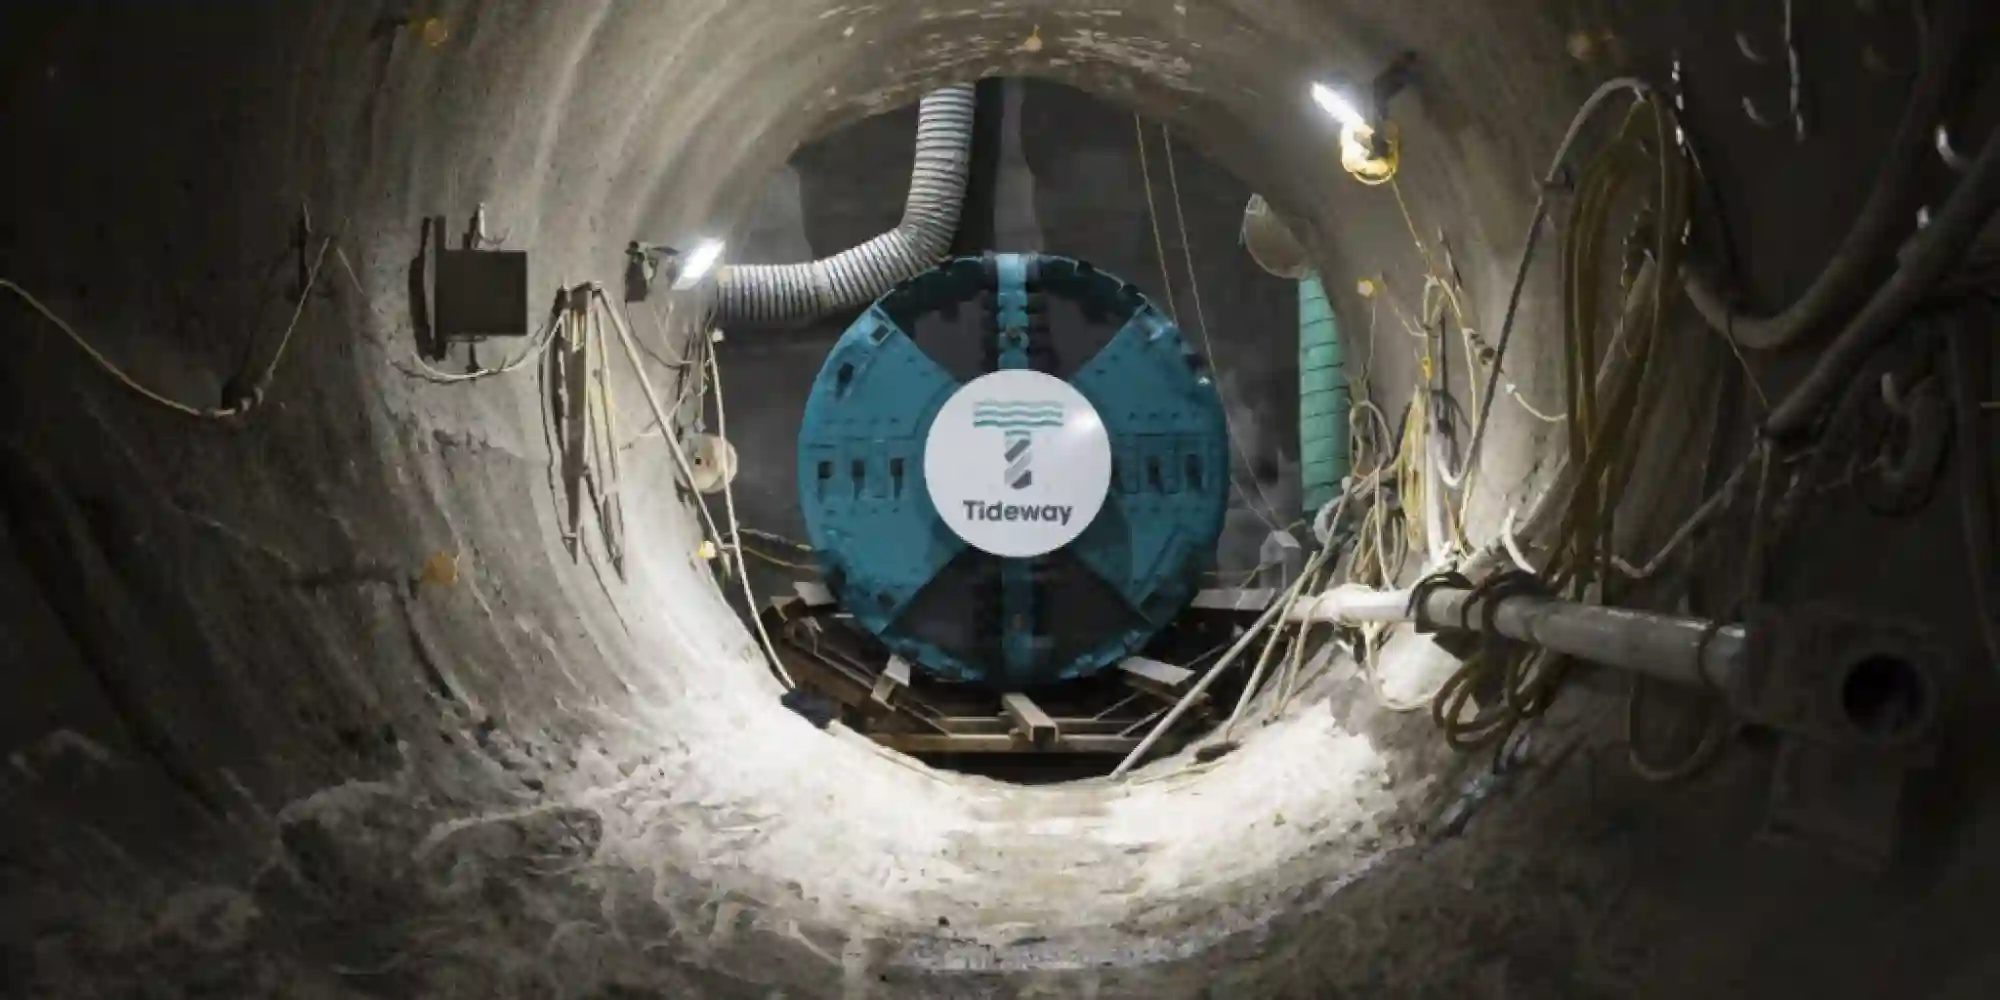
1310,83 -> 1366,129
674,239 -> 726,289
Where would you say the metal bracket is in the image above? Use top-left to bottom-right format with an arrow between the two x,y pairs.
1735,603 -> 1942,754
1737,603 -> 1946,864
870,655 -> 912,708
1001,693 -> 1058,749
1118,656 -> 1196,703
793,580 -> 838,610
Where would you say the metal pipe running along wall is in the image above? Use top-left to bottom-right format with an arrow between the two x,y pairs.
1297,584 -> 1747,691
710,85 -> 977,325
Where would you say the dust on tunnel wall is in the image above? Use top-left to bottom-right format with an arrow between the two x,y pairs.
10,0 -> 2000,998
719,77 -> 1302,604
0,2 -> 1583,993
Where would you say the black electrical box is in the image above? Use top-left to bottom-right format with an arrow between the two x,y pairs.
434,247 -> 529,339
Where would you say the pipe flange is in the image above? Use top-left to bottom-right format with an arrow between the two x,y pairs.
1739,603 -> 1943,756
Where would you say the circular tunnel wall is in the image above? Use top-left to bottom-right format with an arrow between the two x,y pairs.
11,2 -> 1992,998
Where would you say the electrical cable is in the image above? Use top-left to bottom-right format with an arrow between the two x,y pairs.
1623,346 -> 1750,784
1550,98 -> 1688,599
1498,501 -> 1540,574
1133,113 -> 1286,533
596,288 -> 747,645
1680,0 -> 1976,350
397,308 -> 563,383
1457,78 -> 1655,503
620,330 -> 709,453
1783,0 -> 1805,142
1342,399 -> 1410,590
741,548 -> 822,573
586,301 -> 626,574
1162,121 -> 1284,533
1381,168 -> 1554,552
617,297 -> 711,453
1624,671 -> 1736,783
740,526 -> 815,554
706,341 -> 794,689
1765,115 -> 2000,437
1425,572 -> 1568,752
1228,499 -> 1345,728
1204,559 -> 1283,586
333,245 -> 369,303
2,236 -> 334,418
1463,253 -> 1662,579
1273,562 -> 1332,714
1609,449 -> 1757,580
1351,89 -> 1690,757
1112,545 -> 1331,778
632,297 -> 696,372
1133,114 -> 1181,323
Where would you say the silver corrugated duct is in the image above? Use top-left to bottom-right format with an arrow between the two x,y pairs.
713,84 -> 977,325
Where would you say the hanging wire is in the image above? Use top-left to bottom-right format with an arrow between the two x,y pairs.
1155,119 -> 1284,532
3,236 -> 335,417
1133,114 -> 1182,323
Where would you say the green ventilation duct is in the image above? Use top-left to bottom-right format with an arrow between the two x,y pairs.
1242,194 -> 1349,519
1297,272 -> 1349,516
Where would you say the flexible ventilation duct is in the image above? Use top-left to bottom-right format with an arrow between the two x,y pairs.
1297,273 -> 1349,518
713,84 -> 977,325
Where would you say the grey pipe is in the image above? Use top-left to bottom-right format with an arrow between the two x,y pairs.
712,85 -> 977,325
1416,588 -> 1747,693
1680,0 -> 1973,351
1301,584 -> 1746,693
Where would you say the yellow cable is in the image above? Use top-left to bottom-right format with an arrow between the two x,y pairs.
1338,92 -> 1691,755
1388,177 -> 1439,277
1429,93 -> 1688,753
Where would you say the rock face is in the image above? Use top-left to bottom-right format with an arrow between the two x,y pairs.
3,2 -> 1998,998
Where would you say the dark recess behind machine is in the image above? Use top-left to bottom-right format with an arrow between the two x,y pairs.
712,78 -> 1302,606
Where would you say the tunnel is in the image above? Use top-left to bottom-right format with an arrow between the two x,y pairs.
4,1 -> 2000,997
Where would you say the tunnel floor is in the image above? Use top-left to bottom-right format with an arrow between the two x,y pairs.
5,2 -> 2000,998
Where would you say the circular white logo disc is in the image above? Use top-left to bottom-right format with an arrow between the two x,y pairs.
925,370 -> 1112,558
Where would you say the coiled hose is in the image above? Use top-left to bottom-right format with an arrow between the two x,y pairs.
711,85 -> 977,325
1428,95 -> 1690,754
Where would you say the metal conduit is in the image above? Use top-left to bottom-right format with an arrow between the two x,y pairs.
1296,584 -> 1747,691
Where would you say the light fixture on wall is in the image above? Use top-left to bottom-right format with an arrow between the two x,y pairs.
624,237 -> 728,301
674,239 -> 727,290
1311,52 -> 1418,184
1310,83 -> 1368,130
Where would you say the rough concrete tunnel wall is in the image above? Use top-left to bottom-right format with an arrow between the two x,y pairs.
3,1 -> 2000,998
